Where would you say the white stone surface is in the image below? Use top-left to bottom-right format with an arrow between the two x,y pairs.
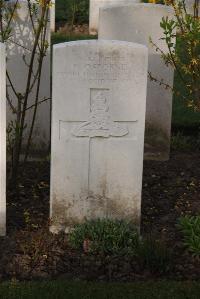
99,3 -> 175,160
181,0 -> 199,14
50,40 -> 148,232
0,43 -> 6,236
50,0 -> 56,32
89,0 -> 140,35
6,0 -> 51,157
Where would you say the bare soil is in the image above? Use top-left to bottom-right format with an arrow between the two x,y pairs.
0,151 -> 199,281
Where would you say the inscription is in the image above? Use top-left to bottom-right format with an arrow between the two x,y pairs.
58,52 -> 135,81
72,90 -> 129,138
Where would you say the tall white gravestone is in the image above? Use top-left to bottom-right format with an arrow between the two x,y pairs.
99,4 -> 175,160
0,43 -> 6,236
6,0 -> 51,157
50,0 -> 56,32
50,40 -> 148,233
89,0 -> 140,35
181,0 -> 199,14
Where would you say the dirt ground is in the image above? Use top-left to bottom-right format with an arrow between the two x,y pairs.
0,151 -> 199,281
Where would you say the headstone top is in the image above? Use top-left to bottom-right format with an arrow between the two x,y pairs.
101,2 -> 173,12
54,39 -> 147,49
89,0 -> 140,35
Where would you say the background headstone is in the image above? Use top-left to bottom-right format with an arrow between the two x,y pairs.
50,0 -> 56,32
89,0 -> 140,35
99,3 -> 175,160
0,43 -> 6,236
50,40 -> 148,233
182,0 -> 200,14
6,0 -> 51,158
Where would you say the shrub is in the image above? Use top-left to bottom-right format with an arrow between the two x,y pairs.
68,219 -> 139,255
178,215 -> 200,257
155,0 -> 200,112
0,0 -> 51,182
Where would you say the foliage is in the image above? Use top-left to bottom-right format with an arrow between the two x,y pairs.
68,219 -> 171,274
178,215 -> 200,257
142,0 -> 165,4
0,0 -> 51,182
152,0 -> 200,112
136,235 -> 172,274
56,0 -> 89,24
172,74 -> 200,128
68,218 -> 139,255
1,280 -> 200,299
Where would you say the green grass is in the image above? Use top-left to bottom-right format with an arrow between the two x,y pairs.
51,32 -> 96,44
1,280 -> 200,299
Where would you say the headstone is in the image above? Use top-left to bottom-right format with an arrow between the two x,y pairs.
0,43 -> 6,236
50,40 -> 148,233
5,0 -> 51,157
182,0 -> 199,14
50,0 -> 56,32
99,3 -> 175,160
89,0 -> 140,35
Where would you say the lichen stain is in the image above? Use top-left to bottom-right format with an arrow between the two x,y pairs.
52,178 -> 141,233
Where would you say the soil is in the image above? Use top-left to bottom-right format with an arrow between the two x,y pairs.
0,151 -> 200,281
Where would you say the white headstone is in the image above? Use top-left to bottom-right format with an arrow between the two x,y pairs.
0,43 -> 6,236
182,0 -> 199,14
50,0 -> 56,32
99,4 -> 175,160
50,40 -> 148,233
6,0 -> 51,157
89,0 -> 140,35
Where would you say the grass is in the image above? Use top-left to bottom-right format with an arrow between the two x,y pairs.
51,32 -> 96,44
1,280 -> 200,299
